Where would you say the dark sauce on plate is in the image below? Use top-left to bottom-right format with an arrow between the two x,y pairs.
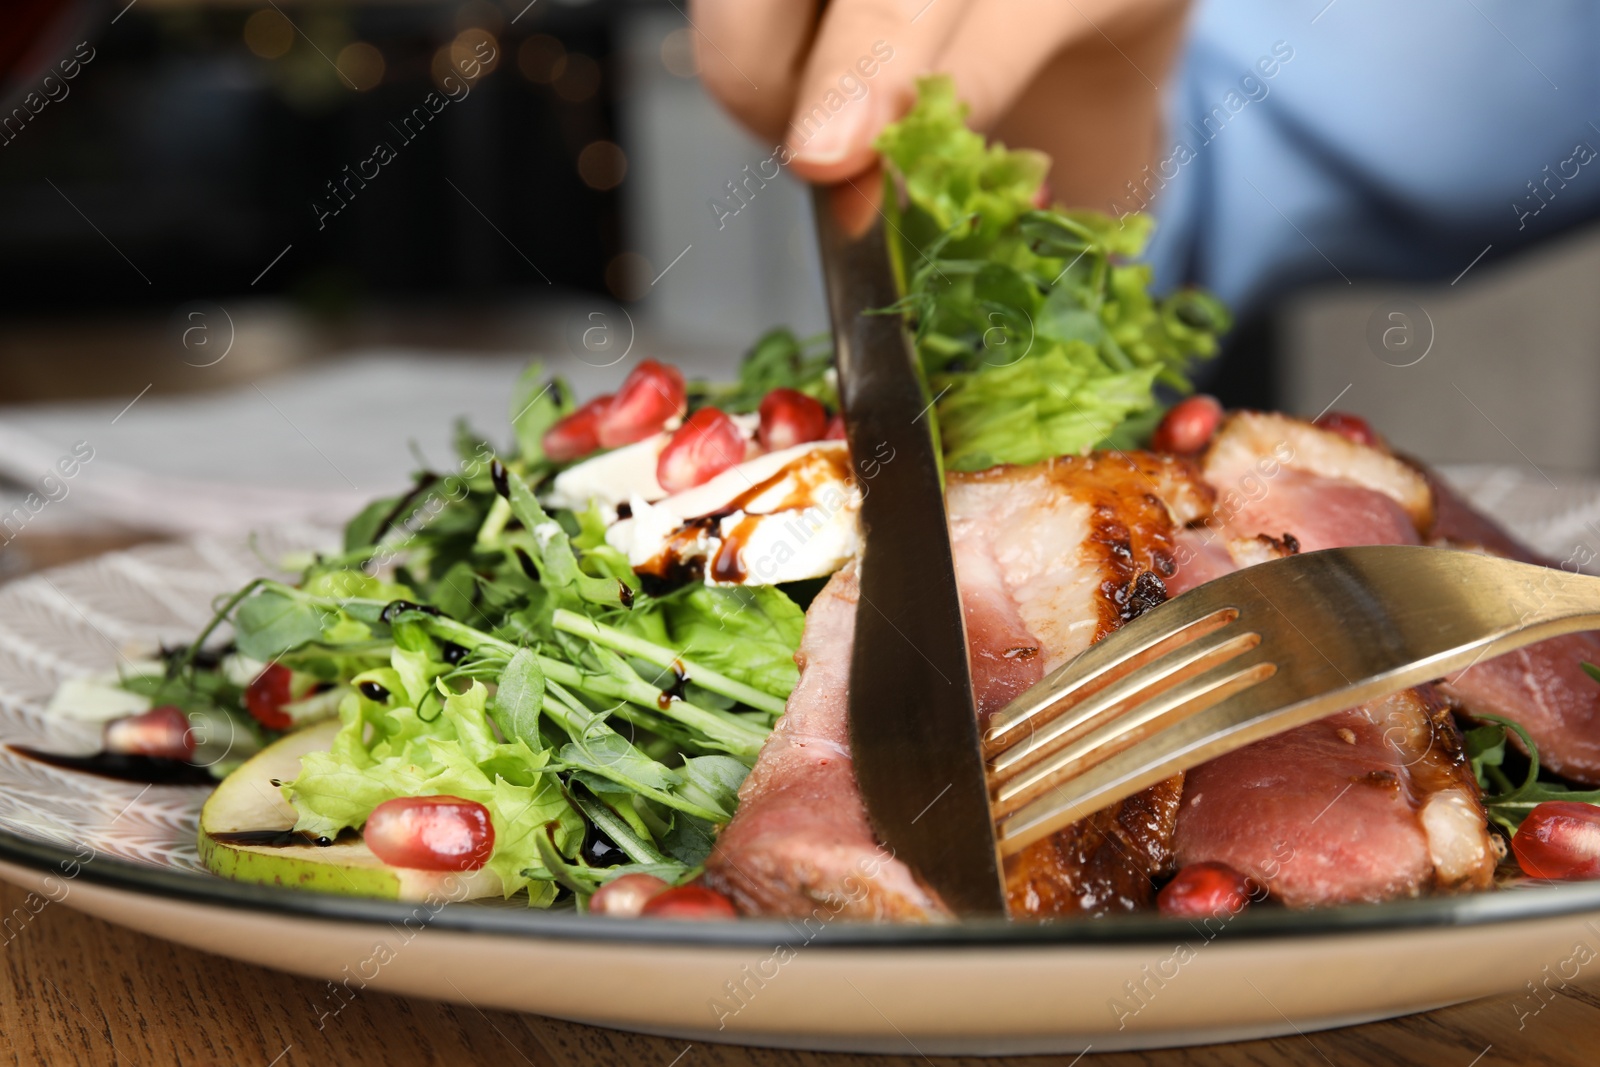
8,745 -> 215,786
208,828 -> 339,848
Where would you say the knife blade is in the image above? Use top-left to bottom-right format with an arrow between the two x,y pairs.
810,181 -> 1007,917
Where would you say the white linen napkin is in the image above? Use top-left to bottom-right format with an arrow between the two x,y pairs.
0,352 -> 535,536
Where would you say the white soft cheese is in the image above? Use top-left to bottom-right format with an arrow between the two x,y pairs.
713,494 -> 860,585
543,433 -> 670,515
607,440 -> 861,585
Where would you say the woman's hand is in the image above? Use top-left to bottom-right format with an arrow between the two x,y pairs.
687,0 -> 1190,209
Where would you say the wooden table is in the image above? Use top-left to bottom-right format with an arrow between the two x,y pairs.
2,532 -> 1595,1066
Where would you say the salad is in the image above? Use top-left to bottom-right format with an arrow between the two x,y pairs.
41,76 -> 1223,915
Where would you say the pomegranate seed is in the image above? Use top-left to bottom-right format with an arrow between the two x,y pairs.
597,360 -> 687,449
638,883 -> 738,920
656,407 -> 747,493
1150,395 -> 1223,454
542,395 -> 611,463
1158,862 -> 1255,919
757,388 -> 829,451
824,413 -> 847,441
364,795 -> 495,871
1513,801 -> 1600,881
104,705 -> 194,762
588,873 -> 670,917
1030,182 -> 1053,210
1314,410 -> 1379,448
245,663 -> 295,731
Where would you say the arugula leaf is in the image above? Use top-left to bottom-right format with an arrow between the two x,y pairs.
122,666 -> 243,718
554,604 -> 791,715
655,586 -> 803,700
233,589 -> 328,661
661,813 -> 719,866
493,647 -> 545,747
689,328 -> 836,414
676,755 -> 749,820
343,494 -> 401,554
875,75 -> 1230,470
537,679 -> 743,822
1466,713 -> 1600,832
565,783 -> 667,865
510,362 -> 572,465
497,462 -> 630,610
571,773 -> 655,842
530,831 -> 686,901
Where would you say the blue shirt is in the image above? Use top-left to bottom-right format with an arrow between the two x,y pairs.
1145,0 -> 1600,321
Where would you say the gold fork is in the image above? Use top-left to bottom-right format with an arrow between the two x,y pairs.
984,544 -> 1600,857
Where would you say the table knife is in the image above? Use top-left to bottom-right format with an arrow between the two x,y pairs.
811,181 -> 1007,917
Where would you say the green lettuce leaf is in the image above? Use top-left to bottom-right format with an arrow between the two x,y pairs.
284,668 -> 583,902
688,328 -> 837,414
659,586 -> 804,698
493,647 -> 545,747
1467,713 -> 1600,833
510,361 -> 573,466
499,464 -> 631,611
876,75 -> 1230,470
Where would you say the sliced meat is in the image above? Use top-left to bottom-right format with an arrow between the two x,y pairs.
1169,529 -> 1239,593
709,413 -> 1521,918
710,452 -> 1211,920
1440,636 -> 1600,785
948,453 -> 1210,661
1201,411 -> 1430,551
1173,415 -> 1495,904
1412,459 -> 1549,564
953,521 -> 1044,725
947,454 -> 1205,917
1005,776 -> 1184,916
703,566 -> 951,920
1174,687 -> 1494,906
1404,463 -> 1600,784
1169,528 -> 1298,595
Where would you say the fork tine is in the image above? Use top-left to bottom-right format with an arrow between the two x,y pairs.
986,625 -> 1262,788
984,604 -> 1240,752
992,653 -> 1277,822
988,545 -> 1600,859
996,664 -> 1285,854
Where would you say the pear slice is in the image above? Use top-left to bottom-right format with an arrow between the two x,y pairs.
198,719 -> 503,901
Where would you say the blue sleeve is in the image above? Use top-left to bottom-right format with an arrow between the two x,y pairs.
1143,0 -> 1600,321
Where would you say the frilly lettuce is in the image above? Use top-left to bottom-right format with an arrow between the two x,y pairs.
285,664 -> 582,905
876,75 -> 1230,471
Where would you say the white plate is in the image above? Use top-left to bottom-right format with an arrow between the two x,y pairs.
2,472 -> 1599,1055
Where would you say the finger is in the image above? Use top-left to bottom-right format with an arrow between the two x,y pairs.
936,0 -> 1174,132
785,0 -> 972,184
825,162 -> 885,239
689,0 -> 819,141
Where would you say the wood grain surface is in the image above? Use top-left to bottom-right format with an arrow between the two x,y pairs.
0,532 -> 1594,1066
1,874 -> 1591,1067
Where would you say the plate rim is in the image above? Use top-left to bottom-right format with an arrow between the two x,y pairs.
6,819 -> 1600,949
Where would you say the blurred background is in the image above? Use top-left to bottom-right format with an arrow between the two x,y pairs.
2,0 -> 1598,571
0,0 -> 833,566
0,0 -> 829,395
